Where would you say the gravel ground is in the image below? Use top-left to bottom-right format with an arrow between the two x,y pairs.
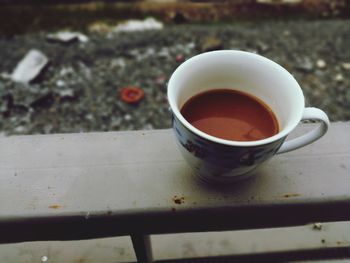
0,19 -> 349,135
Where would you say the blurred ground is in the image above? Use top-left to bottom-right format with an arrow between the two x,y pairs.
0,0 -> 349,35
0,0 -> 349,135
0,18 -> 349,135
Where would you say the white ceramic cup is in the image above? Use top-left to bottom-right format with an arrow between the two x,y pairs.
168,50 -> 330,183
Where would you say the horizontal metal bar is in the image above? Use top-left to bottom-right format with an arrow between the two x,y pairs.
154,247 -> 350,263
2,221 -> 350,262
1,200 -> 350,244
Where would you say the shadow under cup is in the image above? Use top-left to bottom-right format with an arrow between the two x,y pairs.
168,50 -> 305,183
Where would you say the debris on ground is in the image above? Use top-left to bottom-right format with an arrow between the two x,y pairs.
110,58 -> 126,69
88,21 -> 112,34
0,72 -> 11,80
56,79 -> 66,87
157,47 -> 171,58
295,56 -> 314,72
47,31 -> 89,43
256,40 -> 270,52
335,73 -> 344,82
120,86 -> 144,104
11,49 -> 49,84
14,125 -> 26,133
29,93 -> 55,110
57,89 -> 75,99
316,59 -> 326,69
175,54 -> 185,62
155,75 -> 167,85
200,36 -> 223,52
113,18 -> 163,33
342,63 -> 350,70
0,94 -> 12,114
124,114 -> 132,121
283,30 -> 291,36
59,67 -> 75,77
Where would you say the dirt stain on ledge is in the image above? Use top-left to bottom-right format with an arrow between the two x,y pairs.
172,195 -> 185,205
49,204 -> 63,209
336,240 -> 348,245
281,193 -> 300,198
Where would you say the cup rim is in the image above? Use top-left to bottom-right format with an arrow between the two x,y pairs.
167,50 -> 305,147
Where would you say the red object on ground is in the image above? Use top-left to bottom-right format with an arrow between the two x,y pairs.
176,54 -> 185,62
120,86 -> 144,104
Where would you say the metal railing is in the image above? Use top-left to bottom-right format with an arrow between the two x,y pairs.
0,123 -> 350,262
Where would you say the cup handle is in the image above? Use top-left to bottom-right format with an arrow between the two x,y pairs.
277,107 -> 330,154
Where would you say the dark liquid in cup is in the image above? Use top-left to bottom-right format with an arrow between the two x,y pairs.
180,89 -> 279,141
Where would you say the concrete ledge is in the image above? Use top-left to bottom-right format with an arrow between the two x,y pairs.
0,122 -> 349,244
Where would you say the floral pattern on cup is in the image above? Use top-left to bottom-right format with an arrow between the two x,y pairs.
173,114 -> 285,182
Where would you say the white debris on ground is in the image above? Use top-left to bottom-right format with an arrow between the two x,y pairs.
335,73 -> 344,82
11,49 -> 49,84
57,89 -> 74,99
0,72 -> 11,80
47,31 -> 89,43
113,18 -> 163,33
316,59 -> 326,69
110,58 -> 126,69
342,62 -> 350,70
59,66 -> 75,77
56,79 -> 66,87
283,30 -> 291,36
